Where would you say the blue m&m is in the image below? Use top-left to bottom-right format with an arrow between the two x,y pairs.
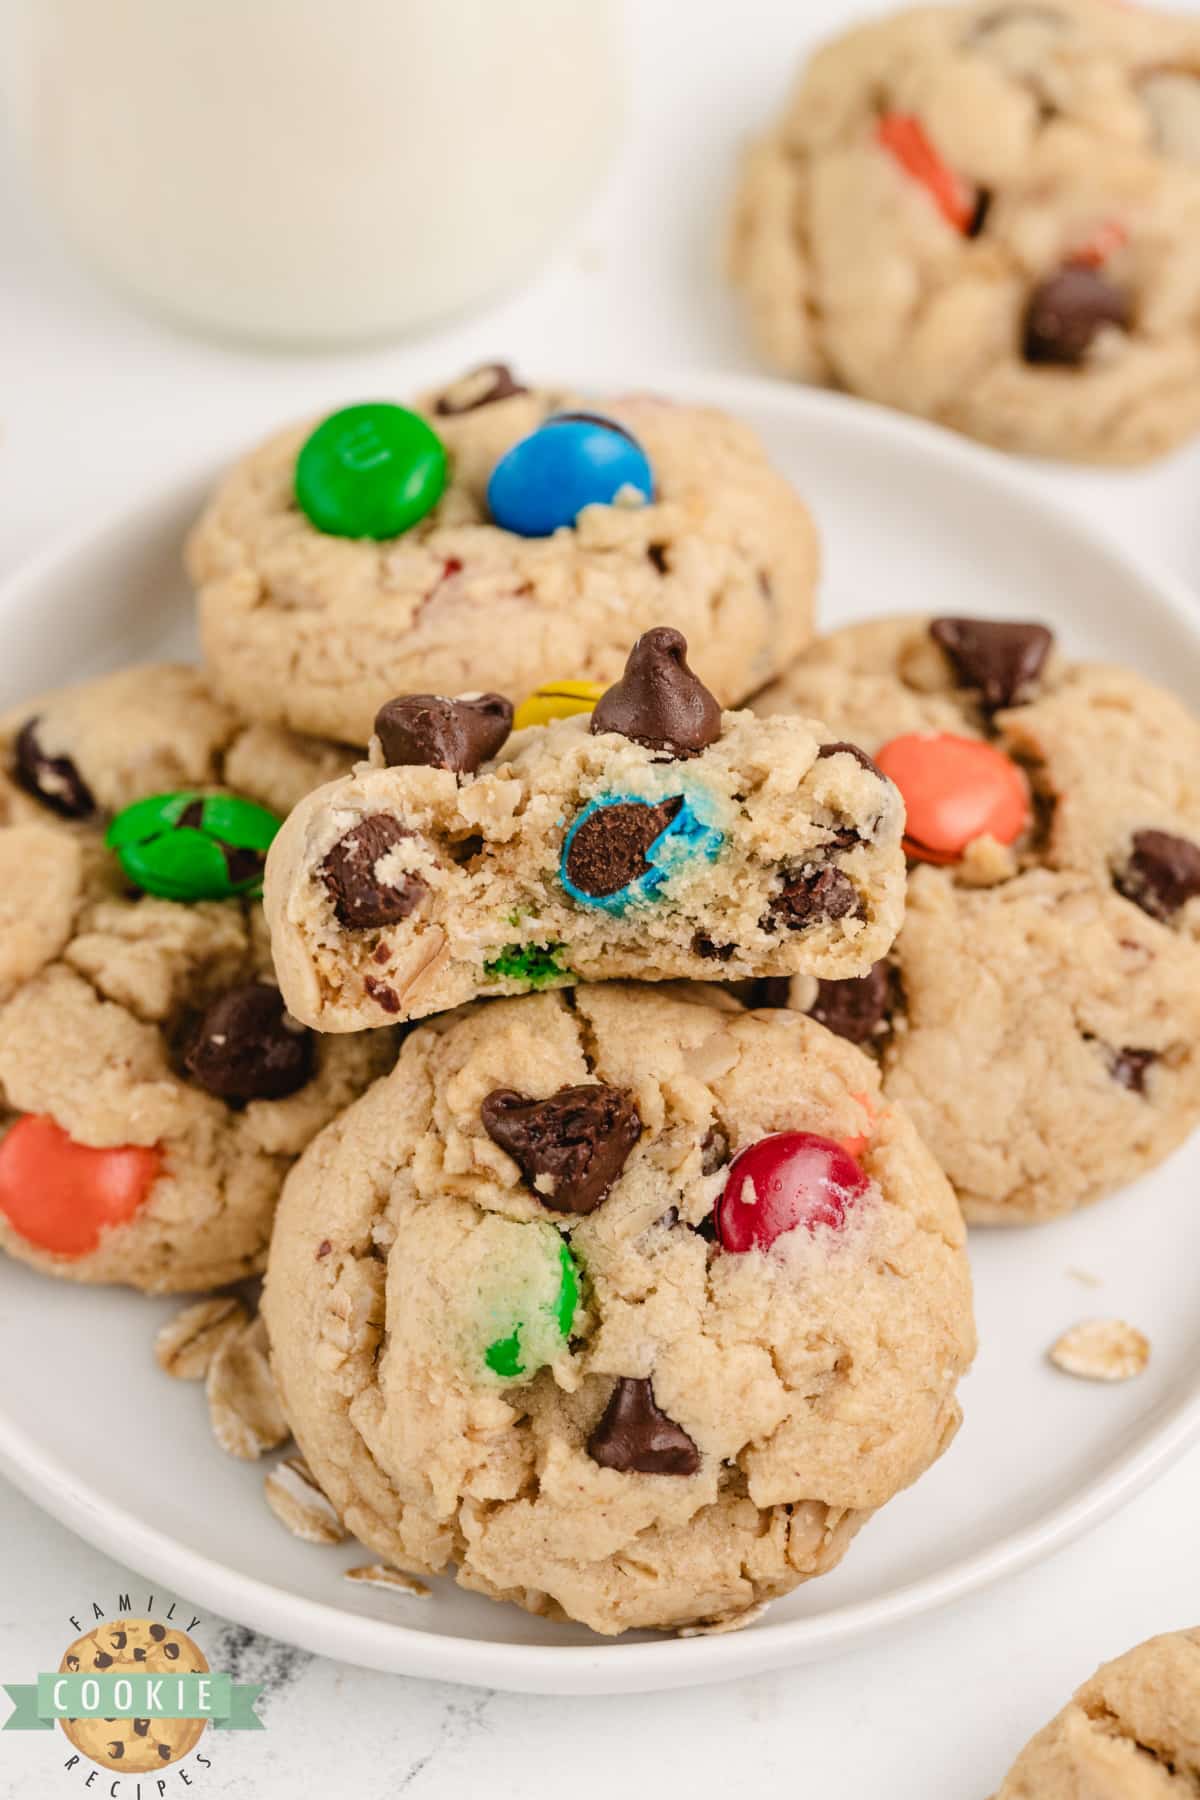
487,412 -> 654,538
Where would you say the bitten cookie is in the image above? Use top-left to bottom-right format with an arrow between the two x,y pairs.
0,663 -> 388,1291
752,615 -> 1200,1222
185,367 -> 819,744
262,983 -> 975,1637
264,630 -> 906,1031
993,1628 -> 1200,1797
728,0 -> 1200,462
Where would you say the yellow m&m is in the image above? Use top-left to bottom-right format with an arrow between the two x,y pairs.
513,681 -> 607,732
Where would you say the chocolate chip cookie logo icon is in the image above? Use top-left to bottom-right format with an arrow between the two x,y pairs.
3,1606 -> 264,1782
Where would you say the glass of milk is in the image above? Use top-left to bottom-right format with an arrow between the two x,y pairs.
3,0 -> 624,345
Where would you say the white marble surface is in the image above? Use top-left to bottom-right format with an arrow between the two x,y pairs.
1,1 -> 1200,1794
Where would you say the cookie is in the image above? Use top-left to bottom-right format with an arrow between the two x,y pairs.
0,664 -> 389,1291
264,630 -> 907,1031
261,983 -> 975,1636
993,1628 -> 1200,1797
752,615 -> 1200,1222
185,368 -> 819,744
58,1617 -> 209,1773
727,0 -> 1200,463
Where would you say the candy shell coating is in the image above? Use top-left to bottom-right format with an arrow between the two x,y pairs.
0,1115 -> 162,1257
513,681 -> 608,731
487,415 -> 653,538
295,403 -> 448,540
874,731 -> 1029,863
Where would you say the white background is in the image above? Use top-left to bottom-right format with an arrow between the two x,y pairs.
1,2 -> 1199,1794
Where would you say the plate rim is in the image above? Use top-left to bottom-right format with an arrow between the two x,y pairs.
2,369 -> 1199,1694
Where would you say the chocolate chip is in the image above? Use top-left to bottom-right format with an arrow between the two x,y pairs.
109,1630 -> 127,1650
183,982 -> 314,1102
1115,830 -> 1200,922
587,1377 -> 700,1476
1110,1047 -> 1157,1093
132,1649 -> 146,1662
591,627 -> 722,758
374,692 -> 513,774
701,1125 -> 730,1175
966,188 -> 993,238
364,975 -> 401,1014
765,867 -> 863,931
481,1082 -> 642,1214
13,718 -> 95,820
647,544 -> 669,573
107,1742 -> 125,1760
808,961 -> 892,1044
1023,266 -> 1132,366
321,814 -> 428,928
563,796 -> 682,899
433,362 -> 527,414
149,1624 -> 166,1641
158,1744 -> 172,1760
94,1652 -> 113,1669
817,740 -> 884,779
929,617 -> 1054,710
133,1720 -> 150,1737
746,976 -> 794,1009
163,1642 -> 180,1661
692,932 -> 734,961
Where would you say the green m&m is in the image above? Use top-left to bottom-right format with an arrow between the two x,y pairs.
295,402 -> 448,540
106,791 -> 282,901
460,1219 -> 580,1384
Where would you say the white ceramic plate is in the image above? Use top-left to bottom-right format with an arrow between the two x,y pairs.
1,374 -> 1198,1696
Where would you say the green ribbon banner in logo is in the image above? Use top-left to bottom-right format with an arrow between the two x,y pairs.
3,1672 -> 264,1732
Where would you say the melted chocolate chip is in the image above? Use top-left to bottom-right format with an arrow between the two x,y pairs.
13,718 -> 95,819
591,627 -> 722,758
563,796 -> 682,899
481,1082 -> 642,1215
374,692 -> 512,774
1115,830 -> 1200,923
587,1377 -> 700,1476
1023,266 -> 1132,366
183,982 -> 314,1102
1110,1047 -> 1157,1093
765,867 -> 863,931
692,932 -> 734,961
321,814 -> 428,928
433,362 -> 527,414
808,961 -> 892,1045
816,740 -> 884,779
929,617 -> 1054,710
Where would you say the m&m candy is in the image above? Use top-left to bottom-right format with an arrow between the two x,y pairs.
106,791 -> 281,901
295,402 -> 448,539
481,1230 -> 581,1382
715,1131 -> 869,1253
513,681 -> 607,731
487,412 -> 653,538
0,1115 -> 162,1257
874,732 -> 1030,864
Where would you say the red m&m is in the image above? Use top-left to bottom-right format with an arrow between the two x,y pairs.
874,731 -> 1030,864
0,1115 -> 162,1257
715,1131 -> 870,1253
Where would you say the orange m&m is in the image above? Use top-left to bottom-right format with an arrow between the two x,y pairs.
874,732 -> 1030,865
0,1115 -> 162,1257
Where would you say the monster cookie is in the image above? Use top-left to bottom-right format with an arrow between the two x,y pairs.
264,630 -> 906,1031
728,0 -> 1200,462
0,664 -> 389,1290
262,983 -> 974,1636
752,615 -> 1200,1221
993,1628 -> 1200,1797
58,1617 -> 210,1773
185,367 -> 819,744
